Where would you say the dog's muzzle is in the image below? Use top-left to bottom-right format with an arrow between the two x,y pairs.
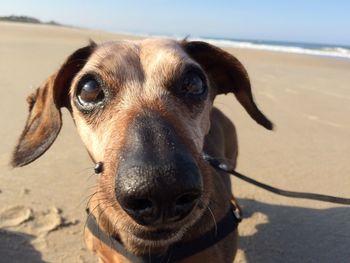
115,110 -> 203,226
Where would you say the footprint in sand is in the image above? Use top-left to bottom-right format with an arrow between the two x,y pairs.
0,206 -> 79,237
25,207 -> 79,236
26,207 -> 63,235
0,205 -> 33,228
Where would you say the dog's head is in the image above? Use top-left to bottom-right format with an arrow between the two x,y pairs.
12,39 -> 272,251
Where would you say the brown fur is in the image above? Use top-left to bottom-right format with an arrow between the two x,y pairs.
12,39 -> 272,262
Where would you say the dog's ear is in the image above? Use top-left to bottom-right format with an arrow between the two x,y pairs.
11,43 -> 96,167
182,41 -> 273,130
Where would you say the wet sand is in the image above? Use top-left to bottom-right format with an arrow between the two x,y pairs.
1,22 -> 349,263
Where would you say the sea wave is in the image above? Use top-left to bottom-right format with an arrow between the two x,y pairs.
187,37 -> 350,60
123,32 -> 350,60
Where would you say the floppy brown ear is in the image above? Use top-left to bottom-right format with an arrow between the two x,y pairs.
11,43 -> 96,167
182,41 -> 273,130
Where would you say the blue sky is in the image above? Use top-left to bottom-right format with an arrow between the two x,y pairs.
1,0 -> 350,45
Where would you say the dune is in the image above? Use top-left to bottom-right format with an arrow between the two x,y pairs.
0,22 -> 349,262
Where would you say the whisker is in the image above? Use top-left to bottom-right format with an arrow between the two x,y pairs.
85,197 -> 111,210
86,171 -> 98,181
207,205 -> 217,237
87,201 -> 114,248
77,190 -> 103,208
74,166 -> 95,175
83,202 -> 103,243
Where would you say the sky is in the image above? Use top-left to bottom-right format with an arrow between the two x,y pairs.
1,0 -> 350,46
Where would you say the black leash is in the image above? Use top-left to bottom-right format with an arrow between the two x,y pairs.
202,153 -> 350,205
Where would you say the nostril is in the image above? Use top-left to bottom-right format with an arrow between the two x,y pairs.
175,192 -> 200,207
121,197 -> 157,226
171,191 -> 201,222
126,198 -> 153,212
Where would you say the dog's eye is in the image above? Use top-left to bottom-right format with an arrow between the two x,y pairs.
77,78 -> 104,105
182,72 -> 207,97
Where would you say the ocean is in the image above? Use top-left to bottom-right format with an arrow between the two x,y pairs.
188,36 -> 350,60
119,31 -> 350,60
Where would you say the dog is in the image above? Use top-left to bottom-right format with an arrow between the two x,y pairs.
12,39 -> 272,262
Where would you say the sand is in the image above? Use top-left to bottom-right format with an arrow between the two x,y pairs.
0,22 -> 349,263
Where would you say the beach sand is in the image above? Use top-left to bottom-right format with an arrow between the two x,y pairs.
0,22 -> 349,263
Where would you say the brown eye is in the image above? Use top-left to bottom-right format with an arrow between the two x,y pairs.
77,78 -> 104,105
182,72 -> 207,97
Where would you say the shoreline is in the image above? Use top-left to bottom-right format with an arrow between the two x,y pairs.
1,21 -> 350,61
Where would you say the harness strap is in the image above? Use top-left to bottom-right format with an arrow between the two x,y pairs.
87,205 -> 240,262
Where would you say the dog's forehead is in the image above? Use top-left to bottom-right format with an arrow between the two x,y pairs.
83,41 -> 141,81
84,39 -> 193,78
139,39 -> 192,70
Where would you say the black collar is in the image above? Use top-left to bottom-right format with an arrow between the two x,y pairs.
86,205 -> 240,263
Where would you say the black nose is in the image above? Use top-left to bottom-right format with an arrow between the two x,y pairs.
115,111 -> 202,226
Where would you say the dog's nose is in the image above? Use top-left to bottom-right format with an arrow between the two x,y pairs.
117,164 -> 201,226
115,111 -> 202,226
